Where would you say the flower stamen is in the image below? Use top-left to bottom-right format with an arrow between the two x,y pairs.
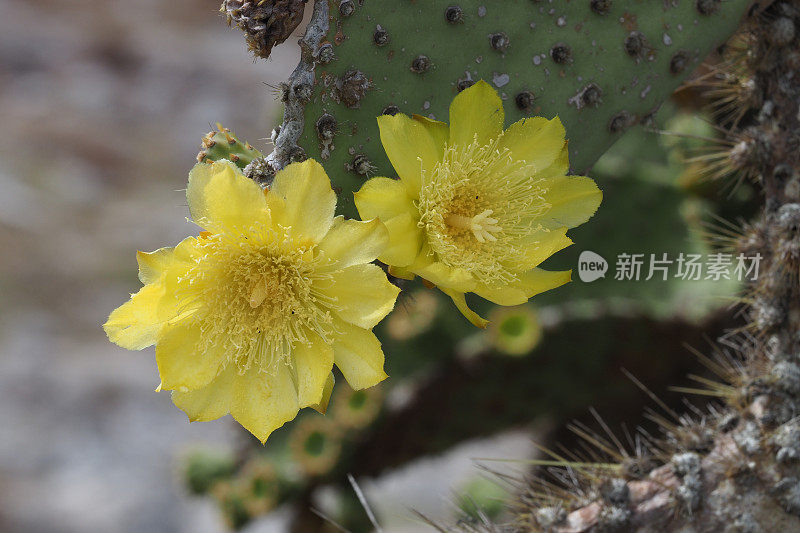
417,139 -> 549,285
176,226 -> 340,375
445,209 -> 501,243
249,276 -> 268,308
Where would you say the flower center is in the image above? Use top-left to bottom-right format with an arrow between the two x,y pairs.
417,137 -> 551,285
178,224 -> 338,374
444,209 -> 501,243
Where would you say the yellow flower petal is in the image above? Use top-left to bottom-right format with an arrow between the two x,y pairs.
538,143 -> 570,178
413,261 -> 476,293
354,176 -> 416,221
291,335 -> 334,408
413,114 -> 449,151
155,321 -> 225,391
332,319 -> 388,390
441,288 -> 489,329
516,268 -> 572,297
353,178 -> 421,267
171,365 -> 236,422
517,226 -> 574,270
164,236 -> 203,267
160,238 -> 203,297
103,283 -> 166,350
500,116 -> 566,171
377,113 -> 445,195
474,269 -> 572,305
473,283 -> 528,306
448,80 -> 504,147
387,265 -> 416,280
187,160 -> 270,231
310,373 -> 335,414
379,212 -> 424,268
231,363 -> 300,444
105,240 -> 200,350
317,217 -> 388,269
539,176 -> 603,229
137,247 -> 175,285
267,159 -> 336,243
318,263 -> 400,329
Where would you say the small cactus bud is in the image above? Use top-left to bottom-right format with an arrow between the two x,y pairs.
332,385 -> 384,429
487,307 -> 542,356
197,124 -> 263,169
288,418 -> 342,477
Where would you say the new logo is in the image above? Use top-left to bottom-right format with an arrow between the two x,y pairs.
578,250 -> 608,283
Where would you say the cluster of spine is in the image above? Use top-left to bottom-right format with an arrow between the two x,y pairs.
492,3 -> 800,531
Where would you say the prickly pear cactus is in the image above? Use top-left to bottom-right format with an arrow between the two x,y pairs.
197,124 -> 263,169
272,0 -> 751,217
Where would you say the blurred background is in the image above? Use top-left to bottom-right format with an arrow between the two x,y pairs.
0,1 -> 756,532
0,1 -> 533,531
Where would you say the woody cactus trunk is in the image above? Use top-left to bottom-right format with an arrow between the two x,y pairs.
503,2 -> 800,531
174,0 -> 800,531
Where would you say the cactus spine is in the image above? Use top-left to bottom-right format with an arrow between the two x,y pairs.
500,3 -> 800,531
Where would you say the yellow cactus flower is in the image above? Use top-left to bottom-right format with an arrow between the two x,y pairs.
104,159 -> 400,443
355,80 -> 602,327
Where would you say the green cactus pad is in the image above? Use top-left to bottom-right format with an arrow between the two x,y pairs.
282,0 -> 750,217
197,123 -> 263,169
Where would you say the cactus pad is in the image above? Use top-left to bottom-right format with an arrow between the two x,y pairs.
275,0 -> 750,217
197,124 -> 263,169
